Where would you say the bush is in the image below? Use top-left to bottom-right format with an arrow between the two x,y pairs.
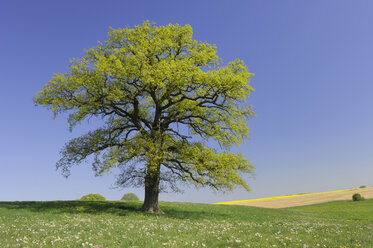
121,193 -> 139,201
79,193 -> 106,201
359,185 -> 366,188
352,193 -> 365,201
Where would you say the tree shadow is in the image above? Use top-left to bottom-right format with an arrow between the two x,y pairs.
0,201 -> 139,217
0,201 -> 235,220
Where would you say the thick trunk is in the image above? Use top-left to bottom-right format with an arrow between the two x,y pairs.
141,164 -> 164,214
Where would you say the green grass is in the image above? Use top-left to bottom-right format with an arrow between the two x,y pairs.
0,199 -> 372,247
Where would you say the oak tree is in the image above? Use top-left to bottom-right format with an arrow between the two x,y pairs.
34,21 -> 255,213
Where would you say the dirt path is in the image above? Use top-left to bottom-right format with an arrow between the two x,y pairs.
215,187 -> 373,208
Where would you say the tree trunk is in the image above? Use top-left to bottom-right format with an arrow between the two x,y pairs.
141,164 -> 164,214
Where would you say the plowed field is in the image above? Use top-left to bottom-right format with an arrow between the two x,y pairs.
216,187 -> 373,208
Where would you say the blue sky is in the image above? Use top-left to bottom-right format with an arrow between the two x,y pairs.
1,0 -> 372,203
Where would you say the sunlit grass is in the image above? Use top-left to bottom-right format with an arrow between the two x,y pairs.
0,199 -> 372,247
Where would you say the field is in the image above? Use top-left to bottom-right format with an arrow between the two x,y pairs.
0,199 -> 372,247
216,187 -> 373,208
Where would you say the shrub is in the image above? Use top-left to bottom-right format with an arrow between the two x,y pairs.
121,193 -> 139,201
79,193 -> 106,201
359,185 -> 366,188
352,193 -> 365,201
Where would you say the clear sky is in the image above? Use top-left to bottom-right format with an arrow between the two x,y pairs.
1,0 -> 372,203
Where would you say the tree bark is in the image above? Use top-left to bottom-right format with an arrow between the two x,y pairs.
141,164 -> 164,214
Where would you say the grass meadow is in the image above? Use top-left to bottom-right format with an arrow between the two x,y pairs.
0,199 -> 372,247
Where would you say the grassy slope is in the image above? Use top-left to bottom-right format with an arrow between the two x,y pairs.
0,200 -> 372,248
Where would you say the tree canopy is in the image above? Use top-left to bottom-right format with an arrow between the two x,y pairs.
121,193 -> 140,201
79,194 -> 106,201
34,21 -> 255,213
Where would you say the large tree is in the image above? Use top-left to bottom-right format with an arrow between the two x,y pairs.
34,21 -> 255,213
